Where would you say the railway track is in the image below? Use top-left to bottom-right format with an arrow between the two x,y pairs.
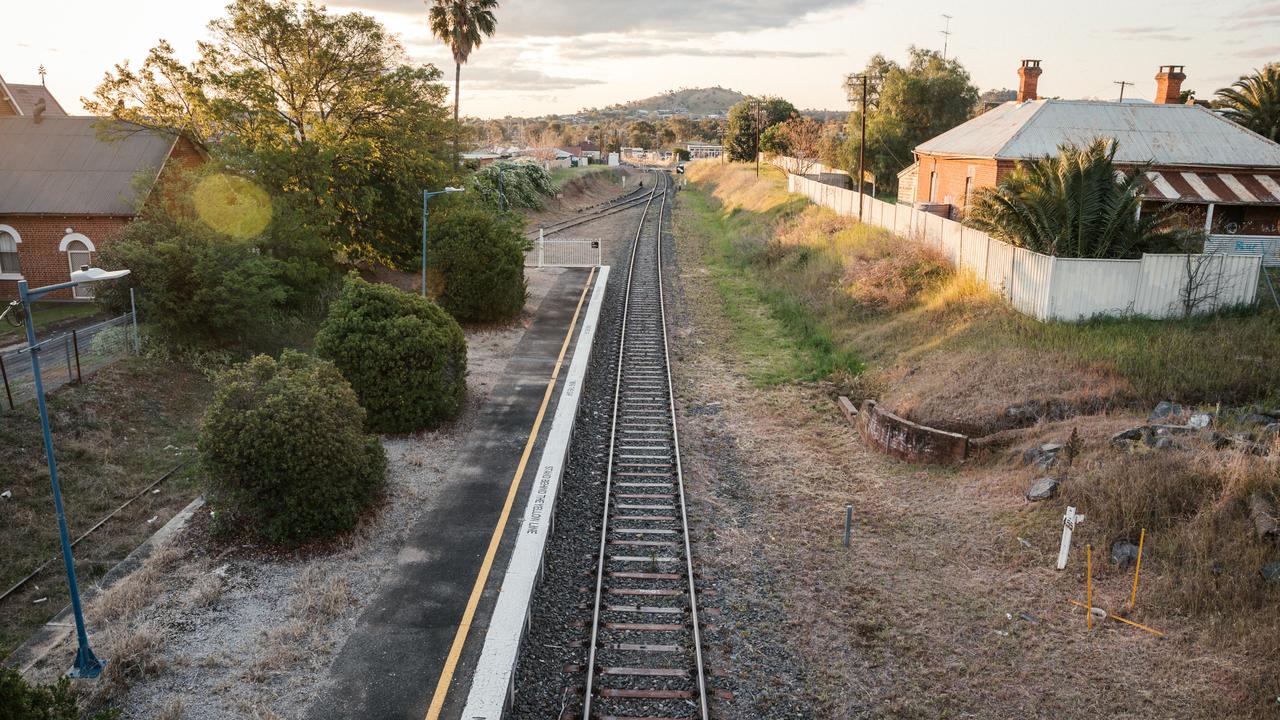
580,170 -> 709,720
530,172 -> 658,238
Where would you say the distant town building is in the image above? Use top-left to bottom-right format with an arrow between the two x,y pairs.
686,142 -> 724,159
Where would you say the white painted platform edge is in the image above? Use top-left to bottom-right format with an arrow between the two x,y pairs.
461,266 -> 610,719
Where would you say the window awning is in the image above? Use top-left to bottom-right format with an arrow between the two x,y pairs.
1143,170 -> 1280,205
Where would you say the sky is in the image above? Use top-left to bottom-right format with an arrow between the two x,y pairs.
3,0 -> 1278,119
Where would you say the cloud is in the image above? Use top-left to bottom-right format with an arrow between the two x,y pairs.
462,66 -> 605,91
558,40 -> 835,60
1111,25 -> 1190,42
1234,45 -> 1280,60
334,0 -> 859,36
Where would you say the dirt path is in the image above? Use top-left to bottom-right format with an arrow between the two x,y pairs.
668,196 -> 1259,719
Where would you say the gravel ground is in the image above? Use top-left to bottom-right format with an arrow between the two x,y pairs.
24,269 -> 570,720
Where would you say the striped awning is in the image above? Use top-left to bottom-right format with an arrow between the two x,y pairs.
1144,170 -> 1280,204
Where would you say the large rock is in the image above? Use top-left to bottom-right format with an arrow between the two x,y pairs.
1026,477 -> 1060,502
1149,401 -> 1185,422
1188,413 -> 1213,429
1111,426 -> 1147,447
1261,563 -> 1280,584
1111,539 -> 1141,567
1022,442 -> 1064,470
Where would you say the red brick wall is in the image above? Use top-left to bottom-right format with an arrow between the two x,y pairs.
913,154 -> 1003,216
0,216 -> 130,301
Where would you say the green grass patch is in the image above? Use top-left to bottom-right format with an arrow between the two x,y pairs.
0,302 -> 105,346
676,183 -> 863,385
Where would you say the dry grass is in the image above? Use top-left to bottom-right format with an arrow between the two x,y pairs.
672,165 -> 1279,718
91,621 -> 168,705
155,697 -> 185,720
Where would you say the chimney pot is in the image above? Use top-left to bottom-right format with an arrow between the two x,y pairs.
1017,59 -> 1043,102
1154,64 -> 1186,104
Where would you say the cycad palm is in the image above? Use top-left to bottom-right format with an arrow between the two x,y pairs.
1216,64 -> 1280,142
965,137 -> 1174,258
427,0 -> 498,164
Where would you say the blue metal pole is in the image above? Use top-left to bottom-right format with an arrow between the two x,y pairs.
18,279 -> 103,679
430,188 -> 435,297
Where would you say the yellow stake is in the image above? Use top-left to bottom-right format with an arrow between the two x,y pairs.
1086,544 -> 1093,631
1069,599 -> 1164,637
1129,528 -> 1146,610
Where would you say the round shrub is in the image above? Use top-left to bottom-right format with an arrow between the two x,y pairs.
314,274 -> 467,432
427,202 -> 528,322
199,350 -> 386,546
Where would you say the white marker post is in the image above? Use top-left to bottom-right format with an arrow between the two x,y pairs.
1056,506 -> 1085,570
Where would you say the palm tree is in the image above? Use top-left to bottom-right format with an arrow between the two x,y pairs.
1216,64 -> 1280,142
965,137 -> 1184,258
427,0 -> 498,165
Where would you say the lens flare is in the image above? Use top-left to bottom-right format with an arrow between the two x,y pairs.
191,173 -> 272,239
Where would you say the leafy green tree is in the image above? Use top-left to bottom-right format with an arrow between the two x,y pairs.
965,138 -> 1188,259
200,351 -> 386,546
1216,64 -> 1280,141
428,0 -> 499,164
842,47 -> 979,191
724,96 -> 796,161
87,0 -> 452,267
471,161 -> 554,210
315,274 -> 468,432
427,201 -> 528,322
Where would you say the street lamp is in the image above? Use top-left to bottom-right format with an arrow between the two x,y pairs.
420,186 -> 465,297
18,265 -> 131,680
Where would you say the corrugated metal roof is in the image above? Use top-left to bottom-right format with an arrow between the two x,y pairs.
5,84 -> 68,116
1145,170 -> 1280,204
0,116 -> 176,215
916,100 -> 1280,168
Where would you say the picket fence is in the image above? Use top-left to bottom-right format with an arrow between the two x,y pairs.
786,173 -> 1263,321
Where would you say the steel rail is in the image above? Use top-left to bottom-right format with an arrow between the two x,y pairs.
528,176 -> 656,239
581,170 -> 708,720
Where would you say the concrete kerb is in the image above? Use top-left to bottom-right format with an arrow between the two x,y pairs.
5,495 -> 206,674
460,266 -> 610,719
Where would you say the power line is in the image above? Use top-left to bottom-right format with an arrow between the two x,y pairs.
1113,80 -> 1132,102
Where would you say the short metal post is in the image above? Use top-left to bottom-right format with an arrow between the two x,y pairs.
0,353 -> 12,410
842,504 -> 853,547
538,228 -> 545,268
129,287 -> 140,354
71,329 -> 82,384
64,336 -> 73,383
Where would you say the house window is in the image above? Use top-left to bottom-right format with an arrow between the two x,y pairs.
0,229 -> 19,275
59,233 -> 96,299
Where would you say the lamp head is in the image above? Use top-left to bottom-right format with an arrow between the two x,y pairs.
444,186 -> 464,193
70,267 -> 131,284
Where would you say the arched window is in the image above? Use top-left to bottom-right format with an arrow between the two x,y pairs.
0,225 -> 20,277
61,234 -> 95,299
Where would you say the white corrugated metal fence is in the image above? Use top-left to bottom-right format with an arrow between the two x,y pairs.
784,172 -> 1262,321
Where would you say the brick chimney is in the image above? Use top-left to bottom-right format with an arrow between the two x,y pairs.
1017,60 -> 1042,102
1154,65 -> 1186,104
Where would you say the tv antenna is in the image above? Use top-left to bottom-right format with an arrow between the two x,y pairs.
1113,80 -> 1132,102
38,65 -> 47,86
941,14 -> 953,60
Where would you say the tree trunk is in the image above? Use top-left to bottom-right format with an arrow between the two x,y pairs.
453,62 -> 461,169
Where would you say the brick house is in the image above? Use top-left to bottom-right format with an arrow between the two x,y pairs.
0,75 -> 201,300
898,62 -> 1280,257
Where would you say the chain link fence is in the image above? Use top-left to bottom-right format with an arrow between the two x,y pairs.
0,310 -> 139,411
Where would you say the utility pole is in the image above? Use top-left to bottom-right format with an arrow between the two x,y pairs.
1113,80 -> 1132,102
854,75 -> 869,221
940,15 -> 953,61
753,98 -> 763,178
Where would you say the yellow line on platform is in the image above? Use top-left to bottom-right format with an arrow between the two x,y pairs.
425,267 -> 597,720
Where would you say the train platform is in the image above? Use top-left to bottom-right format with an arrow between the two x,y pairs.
306,265 -> 609,720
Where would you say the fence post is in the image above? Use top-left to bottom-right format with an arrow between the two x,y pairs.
63,336 -> 73,383
0,353 -> 13,411
71,329 -> 82,384
538,228 -> 545,268
130,287 -> 140,355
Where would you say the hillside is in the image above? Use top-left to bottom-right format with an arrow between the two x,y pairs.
607,86 -> 746,116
